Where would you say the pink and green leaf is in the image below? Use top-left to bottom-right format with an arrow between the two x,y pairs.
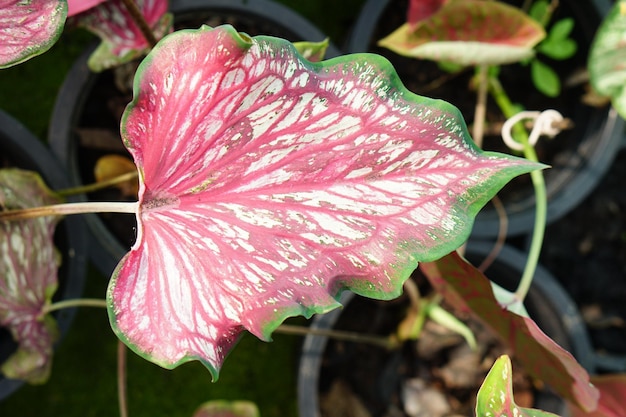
292,38 -> 329,63
476,355 -> 561,417
588,0 -> 626,119
379,0 -> 545,65
109,25 -> 541,379
67,0 -> 108,16
0,169 -> 62,384
0,0 -> 67,68
420,251 -> 599,412
407,0 -> 448,29
569,374 -> 626,417
70,0 -> 172,72
193,400 -> 260,417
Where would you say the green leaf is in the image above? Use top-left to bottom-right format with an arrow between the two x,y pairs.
588,0 -> 626,118
548,18 -> 575,41
476,355 -> 562,417
529,1 -> 550,24
292,39 -> 329,62
537,38 -> 577,60
531,59 -> 561,97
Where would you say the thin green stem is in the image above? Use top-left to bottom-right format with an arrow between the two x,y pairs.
488,76 -> 547,303
118,340 -> 129,417
42,298 -> 108,315
276,324 -> 396,349
56,171 -> 138,197
0,201 -> 138,221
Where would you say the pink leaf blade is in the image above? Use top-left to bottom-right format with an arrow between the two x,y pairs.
67,0 -> 108,16
569,374 -> 626,417
420,251 -> 599,412
0,0 -> 67,68
0,169 -> 62,383
110,25 -> 542,378
70,0 -> 172,71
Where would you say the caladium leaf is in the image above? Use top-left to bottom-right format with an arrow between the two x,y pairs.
476,355 -> 561,417
193,400 -> 260,417
569,375 -> 626,417
588,0 -> 626,119
0,0 -> 67,68
379,0 -> 545,66
407,0 -> 448,29
0,169 -> 62,384
292,39 -> 329,63
420,251 -> 599,412
69,0 -> 172,72
109,25 -> 541,379
67,0 -> 107,16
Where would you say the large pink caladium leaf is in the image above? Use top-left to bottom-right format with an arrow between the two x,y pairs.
420,252 -> 598,412
109,25 -> 541,378
476,355 -> 560,417
69,0 -> 172,72
0,169 -> 61,384
569,375 -> 626,417
379,0 -> 545,65
588,0 -> 626,119
0,0 -> 67,68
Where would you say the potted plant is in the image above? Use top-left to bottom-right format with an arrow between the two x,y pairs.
0,109 -> 87,400
1,0 -> 624,415
346,0 -> 624,239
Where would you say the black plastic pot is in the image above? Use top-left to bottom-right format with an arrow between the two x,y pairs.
297,241 -> 595,417
0,110 -> 88,400
346,0 -> 624,239
49,0 -> 341,277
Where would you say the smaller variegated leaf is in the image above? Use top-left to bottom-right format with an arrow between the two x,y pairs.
109,25 -> 542,379
70,0 -> 172,72
379,0 -> 545,65
0,169 -> 62,384
476,355 -> 561,417
0,0 -> 67,68
193,400 -> 260,417
292,39 -> 329,63
588,0 -> 626,119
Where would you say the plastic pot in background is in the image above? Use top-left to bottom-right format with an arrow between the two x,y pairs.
0,110 -> 88,400
49,0 -> 341,277
346,0 -> 624,239
297,241 -> 595,417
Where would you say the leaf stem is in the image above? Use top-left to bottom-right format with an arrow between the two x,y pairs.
118,340 -> 129,417
276,324 -> 397,349
120,0 -> 158,48
488,75 -> 547,303
0,201 -> 138,221
56,171 -> 138,197
42,298 -> 108,315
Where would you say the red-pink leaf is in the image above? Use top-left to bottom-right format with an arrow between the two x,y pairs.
0,0 -> 67,68
0,169 -> 62,383
569,375 -> 626,417
70,0 -> 172,71
379,0 -> 545,65
420,251 -> 599,412
67,0 -> 107,16
407,0 -> 447,28
109,25 -> 541,378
